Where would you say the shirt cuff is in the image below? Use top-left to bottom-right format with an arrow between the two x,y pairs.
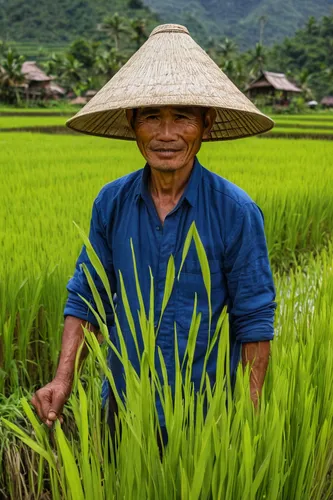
229,302 -> 276,343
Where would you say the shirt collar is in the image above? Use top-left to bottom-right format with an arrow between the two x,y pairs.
134,156 -> 202,208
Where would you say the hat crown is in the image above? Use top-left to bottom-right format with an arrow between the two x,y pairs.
150,24 -> 190,37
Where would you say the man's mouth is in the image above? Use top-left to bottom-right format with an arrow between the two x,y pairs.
152,149 -> 181,154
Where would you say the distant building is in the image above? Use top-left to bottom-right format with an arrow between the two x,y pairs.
21,61 -> 65,100
70,91 -> 97,106
321,96 -> 333,108
246,71 -> 302,106
85,90 -> 97,99
70,96 -> 89,105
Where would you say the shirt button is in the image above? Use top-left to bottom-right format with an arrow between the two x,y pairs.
156,226 -> 160,231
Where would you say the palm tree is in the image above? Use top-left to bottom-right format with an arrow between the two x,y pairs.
0,48 -> 25,104
97,13 -> 129,50
130,18 -> 148,49
95,48 -> 126,81
296,69 -> 315,100
44,53 -> 84,94
248,43 -> 266,77
60,54 -> 84,94
42,52 -> 65,79
216,37 -> 238,62
305,16 -> 318,36
258,15 -> 267,45
222,58 -> 248,90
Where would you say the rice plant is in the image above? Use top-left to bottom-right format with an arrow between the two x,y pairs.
3,227 -> 333,499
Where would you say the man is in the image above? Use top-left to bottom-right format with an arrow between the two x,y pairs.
32,24 -> 276,431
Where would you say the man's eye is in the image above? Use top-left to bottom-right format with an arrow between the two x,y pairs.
175,114 -> 188,120
146,115 -> 158,120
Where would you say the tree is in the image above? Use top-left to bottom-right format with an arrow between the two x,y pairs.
0,48 -> 25,104
258,15 -> 267,45
221,57 -> 248,90
95,48 -> 126,81
43,52 -> 84,95
130,18 -> 148,49
296,69 -> 315,100
216,37 -> 238,62
67,38 -> 101,70
42,53 -> 65,79
305,16 -> 319,36
97,13 -> 129,51
248,43 -> 266,77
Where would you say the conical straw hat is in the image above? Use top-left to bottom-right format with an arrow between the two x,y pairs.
66,24 -> 274,141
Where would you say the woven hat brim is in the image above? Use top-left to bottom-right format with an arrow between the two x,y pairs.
66,106 -> 274,141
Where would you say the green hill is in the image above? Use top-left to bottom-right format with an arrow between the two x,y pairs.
142,0 -> 333,47
0,0 -> 332,54
0,0 -> 160,59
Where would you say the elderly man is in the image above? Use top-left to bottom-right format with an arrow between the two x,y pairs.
32,24 -> 276,434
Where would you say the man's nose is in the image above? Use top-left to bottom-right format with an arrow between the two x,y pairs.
155,119 -> 177,140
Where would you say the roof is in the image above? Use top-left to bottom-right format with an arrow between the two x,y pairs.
247,71 -> 302,92
85,89 -> 97,98
45,82 -> 66,95
321,96 -> 333,106
21,61 -> 52,82
70,96 -> 88,105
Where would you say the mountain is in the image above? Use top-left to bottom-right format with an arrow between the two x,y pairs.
141,0 -> 333,48
0,0 -> 332,52
0,0 -> 159,55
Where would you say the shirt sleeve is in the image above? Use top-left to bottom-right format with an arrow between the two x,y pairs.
224,201 -> 277,343
64,196 -> 115,328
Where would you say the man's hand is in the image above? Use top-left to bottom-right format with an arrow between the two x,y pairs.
31,316 -> 99,427
31,378 -> 71,427
242,340 -> 270,409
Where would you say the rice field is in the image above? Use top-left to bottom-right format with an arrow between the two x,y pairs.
0,116 -> 69,129
264,114 -> 333,139
0,130 -> 333,498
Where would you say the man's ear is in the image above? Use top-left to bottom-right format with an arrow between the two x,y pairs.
126,109 -> 135,131
202,108 -> 217,139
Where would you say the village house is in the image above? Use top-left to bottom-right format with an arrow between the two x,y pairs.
320,96 -> 333,109
20,61 -> 65,101
246,71 -> 302,106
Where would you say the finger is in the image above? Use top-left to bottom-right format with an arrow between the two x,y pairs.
45,419 -> 54,428
47,390 -> 67,421
35,392 -> 53,422
59,415 -> 64,425
47,411 -> 58,421
31,393 -> 37,407
31,394 -> 46,422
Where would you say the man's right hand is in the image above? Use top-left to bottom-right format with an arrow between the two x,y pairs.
31,379 -> 71,427
31,316 -> 99,427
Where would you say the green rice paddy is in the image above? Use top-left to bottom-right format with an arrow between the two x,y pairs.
0,126 -> 333,498
0,116 -> 69,129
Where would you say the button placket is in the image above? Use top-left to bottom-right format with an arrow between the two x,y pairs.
155,212 -> 179,334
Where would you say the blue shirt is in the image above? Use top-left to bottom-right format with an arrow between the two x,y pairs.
64,157 -> 276,423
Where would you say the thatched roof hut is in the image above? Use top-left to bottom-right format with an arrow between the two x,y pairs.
321,96 -> 333,108
246,71 -> 301,100
70,96 -> 88,105
21,61 -> 52,83
20,61 -> 64,100
45,82 -> 65,97
85,90 -> 97,98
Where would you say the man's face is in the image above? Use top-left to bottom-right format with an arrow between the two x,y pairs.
126,106 -> 216,172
